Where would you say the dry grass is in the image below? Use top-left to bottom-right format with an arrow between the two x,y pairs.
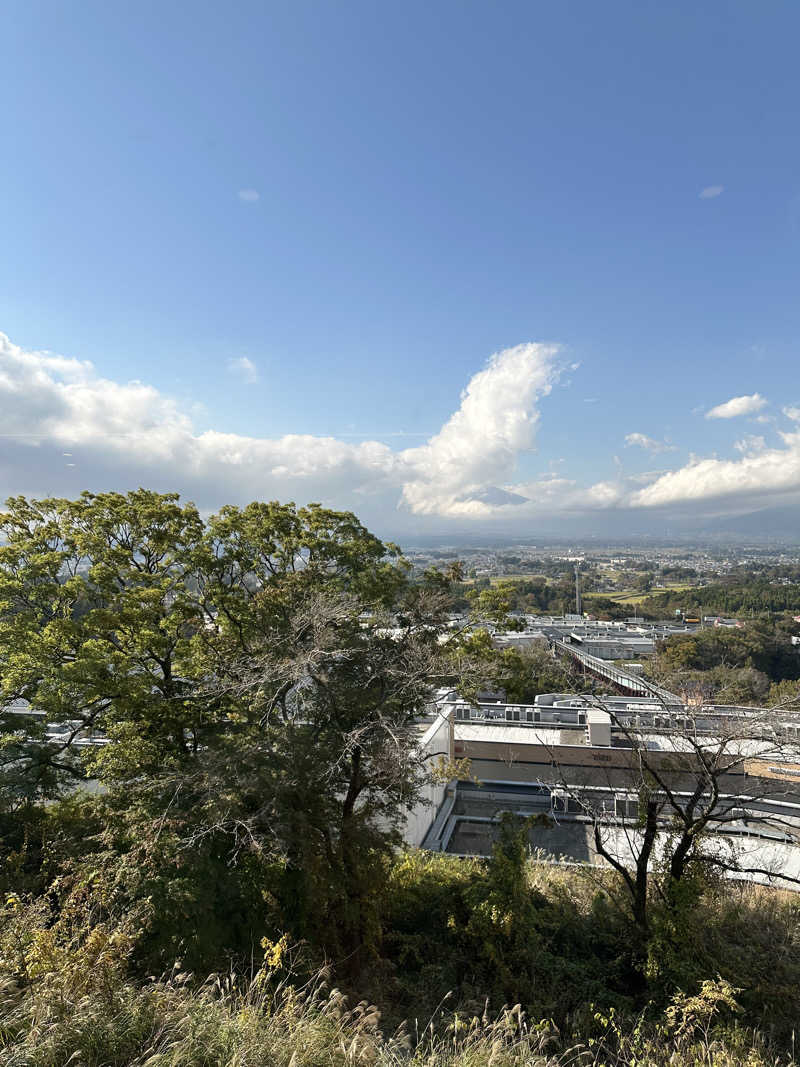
0,966 -> 791,1067
2,866 -> 798,1065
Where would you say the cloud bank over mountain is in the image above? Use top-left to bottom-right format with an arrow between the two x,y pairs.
2,331 -> 799,532
397,343 -> 561,517
0,333 -> 562,520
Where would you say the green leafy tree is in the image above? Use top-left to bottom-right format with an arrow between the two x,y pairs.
455,630 -> 589,703
172,587 -> 453,967
653,622 -> 800,685
0,491 -> 456,972
0,490 -> 209,796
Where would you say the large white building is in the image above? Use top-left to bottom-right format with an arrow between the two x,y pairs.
402,690 -> 800,888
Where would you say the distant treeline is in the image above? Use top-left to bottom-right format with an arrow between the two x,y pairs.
636,579 -> 800,619
451,577 -> 800,621
448,575 -> 581,616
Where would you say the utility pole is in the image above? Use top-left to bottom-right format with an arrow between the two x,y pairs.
575,562 -> 582,617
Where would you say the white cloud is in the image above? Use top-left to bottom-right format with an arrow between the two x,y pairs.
705,393 -> 767,419
237,189 -> 260,203
0,333 -> 564,521
227,356 -> 259,384
0,334 -> 191,448
5,330 -> 799,527
699,185 -> 724,199
626,403 -> 800,511
627,469 -> 671,485
624,432 -> 676,454
733,435 -> 766,455
631,431 -> 800,509
398,343 -> 563,516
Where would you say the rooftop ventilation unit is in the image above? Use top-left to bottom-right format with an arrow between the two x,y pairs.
586,709 -> 612,747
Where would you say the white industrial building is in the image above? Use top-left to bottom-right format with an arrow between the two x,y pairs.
402,689 -> 800,889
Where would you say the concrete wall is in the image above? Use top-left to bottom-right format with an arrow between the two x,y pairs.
403,711 -> 454,848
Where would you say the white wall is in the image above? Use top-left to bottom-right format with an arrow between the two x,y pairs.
402,711 -> 453,848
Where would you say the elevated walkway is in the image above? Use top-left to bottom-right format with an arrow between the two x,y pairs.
552,638 -> 681,704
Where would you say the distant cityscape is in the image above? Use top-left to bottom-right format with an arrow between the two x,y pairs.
404,542 -> 800,583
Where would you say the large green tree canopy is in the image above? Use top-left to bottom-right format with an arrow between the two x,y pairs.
0,491 -> 419,782
0,491 -> 457,961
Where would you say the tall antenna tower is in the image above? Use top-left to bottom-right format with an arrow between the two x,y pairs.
574,563 -> 582,616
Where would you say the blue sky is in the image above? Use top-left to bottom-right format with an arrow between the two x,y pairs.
3,1 -> 800,538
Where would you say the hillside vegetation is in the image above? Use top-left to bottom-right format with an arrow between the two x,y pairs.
2,492 -> 800,1065
2,848 -> 800,1065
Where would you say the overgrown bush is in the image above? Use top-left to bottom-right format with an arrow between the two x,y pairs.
379,827 -> 632,1027
2,855 -> 800,1065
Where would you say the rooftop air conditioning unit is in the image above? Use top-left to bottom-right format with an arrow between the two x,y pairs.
586,709 -> 612,747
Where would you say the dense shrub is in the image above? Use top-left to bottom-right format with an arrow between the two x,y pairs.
2,851 -> 800,1064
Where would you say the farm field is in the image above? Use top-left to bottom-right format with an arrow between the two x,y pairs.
584,582 -> 699,606
459,571 -> 703,608
462,572 -> 550,586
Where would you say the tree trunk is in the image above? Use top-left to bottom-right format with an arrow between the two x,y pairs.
338,745 -> 369,976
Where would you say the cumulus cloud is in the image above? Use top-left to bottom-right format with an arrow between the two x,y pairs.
0,335 -> 192,449
631,429 -> 800,510
397,343 -> 562,516
227,356 -> 258,384
0,333 -> 565,521
699,185 -> 724,199
237,189 -> 260,202
705,393 -> 767,419
624,432 -> 676,454
5,330 -> 799,526
733,435 -> 766,455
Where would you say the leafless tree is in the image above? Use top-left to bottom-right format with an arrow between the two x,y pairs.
544,693 -> 800,945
